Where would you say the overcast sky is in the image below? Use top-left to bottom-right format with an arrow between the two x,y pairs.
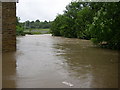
16,0 -> 72,22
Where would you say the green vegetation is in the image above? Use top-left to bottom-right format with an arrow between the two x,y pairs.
24,28 -> 50,35
16,18 -> 51,35
24,20 -> 51,29
50,2 -> 120,50
16,17 -> 25,36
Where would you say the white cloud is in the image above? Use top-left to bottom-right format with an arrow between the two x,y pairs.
17,0 -> 72,22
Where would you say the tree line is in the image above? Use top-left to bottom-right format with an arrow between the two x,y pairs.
24,20 -> 51,29
50,2 -> 120,50
16,18 -> 51,35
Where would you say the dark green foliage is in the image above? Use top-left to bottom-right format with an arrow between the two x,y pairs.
51,2 -> 93,39
51,1 -> 120,50
16,18 -> 51,35
89,2 -> 120,49
24,20 -> 51,29
16,17 -> 25,36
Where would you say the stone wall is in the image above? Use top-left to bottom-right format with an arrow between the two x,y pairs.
0,2 -> 2,53
2,2 -> 16,52
0,2 -> 2,89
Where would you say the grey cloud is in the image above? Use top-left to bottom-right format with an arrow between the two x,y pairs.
17,0 -> 72,22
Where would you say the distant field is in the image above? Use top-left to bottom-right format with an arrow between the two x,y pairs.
24,28 -> 50,34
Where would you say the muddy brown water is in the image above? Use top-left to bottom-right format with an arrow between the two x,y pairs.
2,34 -> 118,88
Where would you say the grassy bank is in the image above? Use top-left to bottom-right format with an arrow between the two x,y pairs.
24,28 -> 50,35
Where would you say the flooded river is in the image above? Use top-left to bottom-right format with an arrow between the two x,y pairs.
3,34 -> 118,88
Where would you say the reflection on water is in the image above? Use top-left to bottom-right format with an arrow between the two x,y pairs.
2,34 -> 118,88
2,52 -> 16,88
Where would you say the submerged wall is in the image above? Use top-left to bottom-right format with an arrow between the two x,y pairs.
2,2 -> 16,52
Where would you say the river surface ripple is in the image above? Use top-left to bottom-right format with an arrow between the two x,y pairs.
3,34 -> 118,88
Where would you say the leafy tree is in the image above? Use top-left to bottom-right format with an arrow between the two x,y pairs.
16,17 -> 25,36
25,20 -> 31,29
24,19 -> 51,29
51,1 -> 120,49
75,6 -> 93,39
89,2 -> 120,49
35,19 -> 40,23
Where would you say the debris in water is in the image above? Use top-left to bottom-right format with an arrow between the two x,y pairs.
62,81 -> 74,87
